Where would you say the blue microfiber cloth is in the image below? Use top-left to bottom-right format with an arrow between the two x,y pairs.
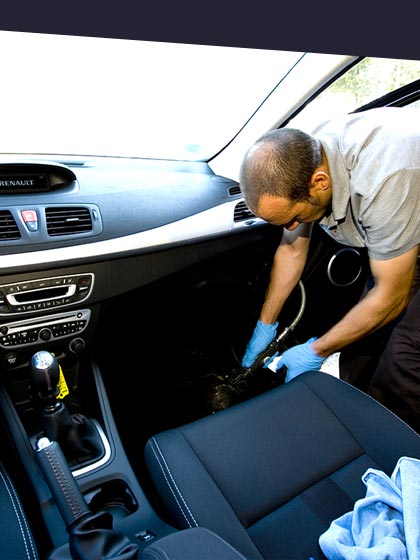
319,456 -> 420,559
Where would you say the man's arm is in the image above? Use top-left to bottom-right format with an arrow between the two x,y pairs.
260,223 -> 312,324
312,244 -> 420,358
241,223 -> 312,368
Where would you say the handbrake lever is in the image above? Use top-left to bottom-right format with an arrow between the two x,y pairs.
35,437 -> 91,530
35,438 -> 139,559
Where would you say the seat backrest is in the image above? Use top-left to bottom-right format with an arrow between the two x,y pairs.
145,371 -> 420,560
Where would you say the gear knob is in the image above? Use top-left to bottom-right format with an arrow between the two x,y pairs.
30,350 -> 60,398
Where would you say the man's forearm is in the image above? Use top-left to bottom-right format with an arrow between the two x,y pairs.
313,248 -> 419,358
260,225 -> 312,324
260,268 -> 300,324
312,286 -> 408,358
260,239 -> 308,324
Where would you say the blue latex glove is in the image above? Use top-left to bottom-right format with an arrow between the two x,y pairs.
241,320 -> 279,368
276,337 -> 325,382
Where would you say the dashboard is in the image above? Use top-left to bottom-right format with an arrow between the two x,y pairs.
0,158 -> 263,273
0,157 -> 270,372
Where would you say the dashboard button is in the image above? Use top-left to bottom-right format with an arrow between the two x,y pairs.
21,210 -> 39,232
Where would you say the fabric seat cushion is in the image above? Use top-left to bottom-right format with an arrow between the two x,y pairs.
0,463 -> 39,559
145,371 -> 420,560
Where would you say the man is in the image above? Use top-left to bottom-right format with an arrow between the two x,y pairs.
239,107 -> 420,430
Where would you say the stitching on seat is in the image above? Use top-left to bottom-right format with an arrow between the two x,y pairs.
0,465 -> 37,559
150,437 -> 198,527
343,378 -> 420,437
150,438 -> 265,559
303,372 -> 420,438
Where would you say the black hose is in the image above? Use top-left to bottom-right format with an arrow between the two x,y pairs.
245,280 -> 306,374
208,280 -> 306,411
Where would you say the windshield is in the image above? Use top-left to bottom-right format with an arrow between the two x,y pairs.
1,32 -> 304,161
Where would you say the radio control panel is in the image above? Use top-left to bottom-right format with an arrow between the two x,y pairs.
0,273 -> 94,316
0,309 -> 91,350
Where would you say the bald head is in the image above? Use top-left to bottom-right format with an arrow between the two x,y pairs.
239,128 -> 323,214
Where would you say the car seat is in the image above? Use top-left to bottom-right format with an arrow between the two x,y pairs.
139,526 -> 250,560
0,462 -> 39,559
144,370 -> 420,560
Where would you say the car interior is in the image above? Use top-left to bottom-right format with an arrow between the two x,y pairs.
1,35 -> 420,559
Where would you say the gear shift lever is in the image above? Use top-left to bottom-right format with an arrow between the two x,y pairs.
31,350 -> 61,409
30,350 -> 94,465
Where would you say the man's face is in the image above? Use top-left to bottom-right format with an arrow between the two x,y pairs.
256,192 -> 329,231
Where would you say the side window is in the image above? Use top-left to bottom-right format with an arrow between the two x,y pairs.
407,99 -> 420,110
288,57 -> 420,132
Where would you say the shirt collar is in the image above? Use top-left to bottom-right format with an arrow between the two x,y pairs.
319,138 -> 350,228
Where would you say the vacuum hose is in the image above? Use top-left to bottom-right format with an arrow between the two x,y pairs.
208,280 -> 306,412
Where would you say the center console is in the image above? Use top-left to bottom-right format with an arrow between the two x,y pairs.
0,273 -> 94,316
0,266 -> 176,557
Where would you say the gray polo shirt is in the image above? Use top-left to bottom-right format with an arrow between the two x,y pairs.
312,107 -> 420,260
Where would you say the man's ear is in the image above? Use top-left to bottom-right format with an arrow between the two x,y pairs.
310,170 -> 330,192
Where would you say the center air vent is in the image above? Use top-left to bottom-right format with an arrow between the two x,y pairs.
0,210 -> 21,240
46,207 -> 93,236
233,200 -> 256,222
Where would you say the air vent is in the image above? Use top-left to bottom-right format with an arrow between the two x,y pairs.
0,210 -> 20,240
228,185 -> 241,196
233,200 -> 256,222
46,207 -> 93,236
